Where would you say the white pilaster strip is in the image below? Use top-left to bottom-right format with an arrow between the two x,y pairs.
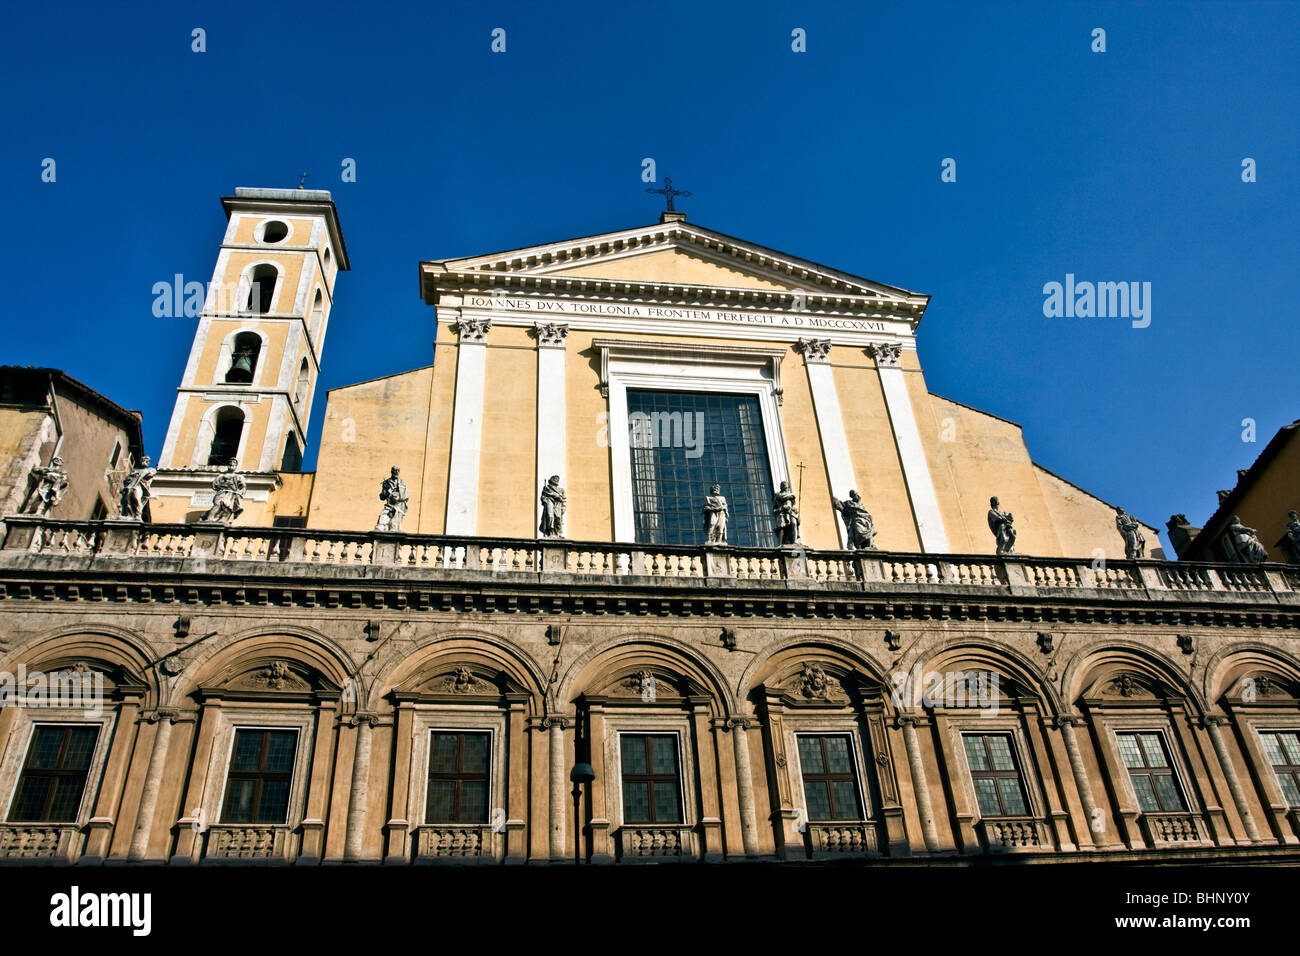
534,323 -> 568,536
870,344 -> 950,553
608,379 -> 634,542
797,339 -> 853,548
445,319 -> 491,535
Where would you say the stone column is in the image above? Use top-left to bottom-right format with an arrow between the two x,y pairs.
1206,716 -> 1261,843
544,714 -> 569,860
728,717 -> 760,857
128,708 -> 179,861
1058,716 -> 1105,847
867,342 -> 949,552
343,713 -> 376,861
534,322 -> 568,536
899,716 -> 940,851
795,338 -> 855,549
445,317 -> 490,535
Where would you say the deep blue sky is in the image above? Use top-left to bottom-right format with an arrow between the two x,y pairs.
3,1 -> 1296,552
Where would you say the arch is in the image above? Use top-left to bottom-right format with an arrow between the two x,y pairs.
256,219 -> 291,244
1203,642 -> 1300,705
204,404 -> 247,467
738,632 -> 890,708
294,357 -> 310,407
1060,639 -> 1206,715
224,330 -> 263,385
0,625 -> 160,704
307,288 -> 324,343
240,261 -> 281,314
177,626 -> 358,701
909,636 -> 1065,716
370,628 -> 549,715
559,633 -> 736,716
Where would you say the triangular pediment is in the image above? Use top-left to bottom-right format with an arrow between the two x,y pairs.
423,221 -> 925,303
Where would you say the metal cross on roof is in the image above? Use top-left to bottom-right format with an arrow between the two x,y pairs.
646,177 -> 692,212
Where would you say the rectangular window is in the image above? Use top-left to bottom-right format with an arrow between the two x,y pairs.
1260,731 -> 1300,807
620,733 -> 682,824
1117,731 -> 1188,812
797,733 -> 864,821
109,441 -> 122,469
221,729 -> 298,824
963,733 -> 1030,816
627,390 -> 776,548
425,731 -> 490,824
8,725 -> 100,823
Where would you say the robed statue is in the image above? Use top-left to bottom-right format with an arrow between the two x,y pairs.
375,466 -> 409,532
772,481 -> 800,546
119,456 -> 156,521
22,456 -> 69,516
1226,515 -> 1267,564
1284,511 -> 1300,565
201,460 -> 247,523
539,475 -> 566,538
988,496 -> 1016,555
1115,506 -> 1145,559
832,490 -> 875,549
703,484 -> 728,545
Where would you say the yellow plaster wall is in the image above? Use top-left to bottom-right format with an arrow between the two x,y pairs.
220,251 -> 305,314
230,215 -> 319,248
1033,466 -> 1161,561
193,319 -> 291,387
272,471 -> 316,522
475,326 -> 538,538
308,367 -> 436,532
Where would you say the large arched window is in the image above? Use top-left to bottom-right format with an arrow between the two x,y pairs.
208,407 -> 245,465
280,433 -> 302,473
245,264 -> 279,314
225,332 -> 262,384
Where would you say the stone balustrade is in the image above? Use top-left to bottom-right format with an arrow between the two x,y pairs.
806,822 -> 878,857
617,825 -> 692,860
1139,812 -> 1207,847
204,824 -> 288,860
1,515 -> 1297,606
977,816 -> 1052,852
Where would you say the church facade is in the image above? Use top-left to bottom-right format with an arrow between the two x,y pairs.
0,187 -> 1297,865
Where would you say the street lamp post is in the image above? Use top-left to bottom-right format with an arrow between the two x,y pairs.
569,761 -> 595,865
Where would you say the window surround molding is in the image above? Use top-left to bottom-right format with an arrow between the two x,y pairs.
603,714 -> 697,842
0,712 -> 117,861
943,717 -> 1054,853
254,218 -> 294,245
236,260 -> 284,316
593,338 -> 790,544
399,709 -> 509,863
788,723 -> 873,825
200,709 -> 317,862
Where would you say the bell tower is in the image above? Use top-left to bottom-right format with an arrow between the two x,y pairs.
151,187 -> 348,523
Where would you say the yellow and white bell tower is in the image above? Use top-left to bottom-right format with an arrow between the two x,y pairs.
151,187 -> 348,524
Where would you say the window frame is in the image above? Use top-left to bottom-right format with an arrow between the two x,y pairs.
0,713 -> 116,830
793,731 -> 866,822
1113,729 -> 1190,814
424,729 -> 493,825
6,723 -> 103,824
218,726 -> 302,825
599,341 -> 790,544
406,714 -> 506,835
617,731 -> 686,825
208,718 -> 314,832
961,731 -> 1033,818
1258,729 -> 1300,808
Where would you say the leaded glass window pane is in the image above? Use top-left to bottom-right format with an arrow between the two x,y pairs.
627,390 -> 776,548
797,734 -> 864,821
1260,732 -> 1300,808
1117,731 -> 1187,813
621,734 -> 682,824
9,725 -> 101,824
222,729 -> 298,824
963,733 -> 1031,817
425,731 -> 491,824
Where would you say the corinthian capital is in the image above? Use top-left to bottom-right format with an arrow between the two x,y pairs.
453,318 -> 491,343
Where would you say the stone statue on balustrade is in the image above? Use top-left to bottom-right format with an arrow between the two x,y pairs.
772,481 -> 800,546
539,475 -> 566,538
1115,506 -> 1145,559
832,490 -> 875,549
22,456 -> 68,516
1283,511 -> 1300,565
988,497 -> 1017,555
375,466 -> 409,532
703,484 -> 728,545
119,456 -> 156,521
1226,515 -> 1267,564
200,460 -> 246,523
